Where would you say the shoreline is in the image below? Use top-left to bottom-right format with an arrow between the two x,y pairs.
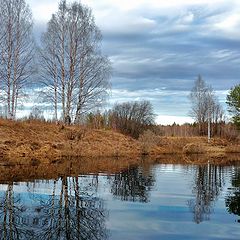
0,154 -> 240,183
0,119 -> 239,166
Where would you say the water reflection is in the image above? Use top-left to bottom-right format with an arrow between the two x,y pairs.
188,165 -> 225,223
0,176 -> 108,240
110,166 -> 155,203
0,162 -> 240,240
0,183 -> 27,239
226,167 -> 240,222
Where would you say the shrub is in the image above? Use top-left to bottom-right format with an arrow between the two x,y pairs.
183,143 -> 205,154
139,130 -> 159,154
65,128 -> 87,141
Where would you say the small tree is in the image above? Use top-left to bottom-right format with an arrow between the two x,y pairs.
226,84 -> 240,129
139,130 -> 159,155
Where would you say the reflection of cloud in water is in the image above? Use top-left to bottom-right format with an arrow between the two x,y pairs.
109,166 -> 155,203
188,165 -> 225,224
0,176 -> 108,240
0,163 -> 239,239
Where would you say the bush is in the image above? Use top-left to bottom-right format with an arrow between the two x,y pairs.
111,100 -> 155,138
65,128 -> 87,141
139,130 -> 159,154
183,143 -> 205,154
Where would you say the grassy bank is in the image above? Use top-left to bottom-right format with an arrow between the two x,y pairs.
0,119 -> 140,164
0,119 -> 239,165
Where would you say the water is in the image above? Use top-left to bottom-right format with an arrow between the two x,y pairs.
0,161 -> 240,239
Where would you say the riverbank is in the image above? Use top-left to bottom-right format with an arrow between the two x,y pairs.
0,119 -> 239,165
0,154 -> 240,183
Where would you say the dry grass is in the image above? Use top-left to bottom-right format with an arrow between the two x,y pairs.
0,119 -> 239,166
0,118 -> 140,162
151,136 -> 207,154
225,145 -> 240,153
149,136 -> 238,160
139,130 -> 159,154
183,143 -> 205,154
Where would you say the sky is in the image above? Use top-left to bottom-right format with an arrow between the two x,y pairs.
26,0 -> 240,124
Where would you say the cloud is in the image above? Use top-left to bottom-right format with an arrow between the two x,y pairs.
27,0 -> 58,23
156,115 -> 194,125
26,0 -> 240,124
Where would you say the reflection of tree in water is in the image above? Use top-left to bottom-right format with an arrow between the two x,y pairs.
0,176 -> 108,240
0,183 -> 29,239
40,176 -> 108,240
226,167 -> 240,222
110,166 -> 155,203
188,165 -> 225,224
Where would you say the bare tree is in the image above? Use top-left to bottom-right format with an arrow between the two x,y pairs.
189,75 -> 224,136
210,97 -> 225,136
29,105 -> 44,120
40,0 -> 111,124
40,18 -> 59,121
0,0 -> 35,119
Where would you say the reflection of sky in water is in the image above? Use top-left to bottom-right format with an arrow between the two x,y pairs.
0,164 -> 239,239
106,165 -> 238,240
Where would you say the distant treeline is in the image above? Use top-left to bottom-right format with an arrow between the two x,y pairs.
81,112 -> 238,141
21,102 -> 238,141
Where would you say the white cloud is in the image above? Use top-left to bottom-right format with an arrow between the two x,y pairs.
156,115 -> 194,125
27,0 -> 58,23
24,0 -> 239,124
181,12 -> 194,24
98,14 -> 157,35
26,0 -> 240,41
213,14 -> 240,38
82,0 -> 231,12
110,89 -> 190,101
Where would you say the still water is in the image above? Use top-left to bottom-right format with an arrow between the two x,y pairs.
0,162 -> 240,239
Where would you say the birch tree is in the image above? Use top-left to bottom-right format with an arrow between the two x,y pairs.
0,0 -> 35,119
189,75 -> 224,135
40,0 -> 111,124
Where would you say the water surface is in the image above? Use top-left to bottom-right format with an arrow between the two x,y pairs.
0,161 -> 240,239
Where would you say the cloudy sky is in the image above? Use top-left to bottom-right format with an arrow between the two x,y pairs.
26,0 -> 240,124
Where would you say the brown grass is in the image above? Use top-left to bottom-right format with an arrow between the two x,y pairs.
0,119 -> 239,166
150,136 -> 237,155
183,143 -> 205,154
0,118 -> 140,162
225,145 -> 240,153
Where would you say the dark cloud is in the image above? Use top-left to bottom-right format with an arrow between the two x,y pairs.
28,0 -> 240,123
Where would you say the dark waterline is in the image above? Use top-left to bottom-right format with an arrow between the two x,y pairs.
0,162 -> 240,239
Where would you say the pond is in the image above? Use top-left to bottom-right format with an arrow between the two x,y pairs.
0,160 -> 240,239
